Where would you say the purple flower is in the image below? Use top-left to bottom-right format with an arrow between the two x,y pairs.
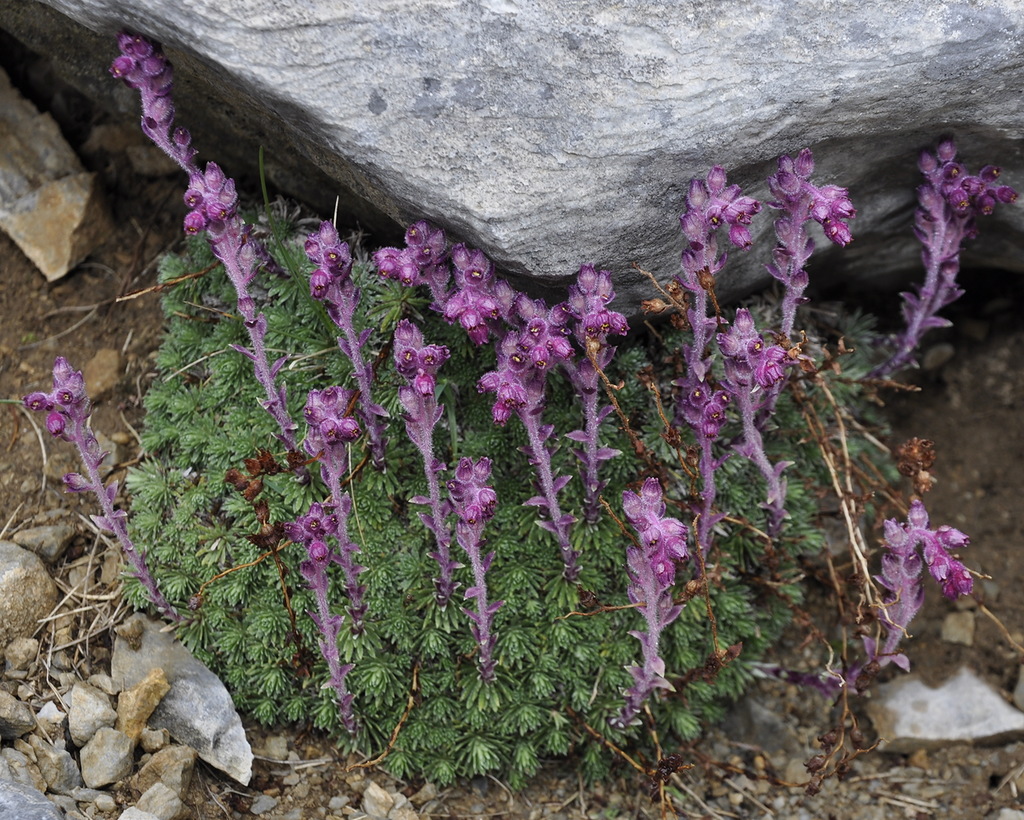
284,500 -> 362,732
871,139 -> 1017,377
110,32 -> 196,171
863,499 -> 971,673
305,221 -> 388,468
478,298 -> 580,579
24,358 -> 180,621
610,478 -> 688,730
766,148 -> 856,338
443,244 -> 519,345
392,319 -> 458,606
113,32 -> 303,463
560,265 -> 628,522
448,457 -> 502,681
372,221 -> 452,306
717,309 -> 792,535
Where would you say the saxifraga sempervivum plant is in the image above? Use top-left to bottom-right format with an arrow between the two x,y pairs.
22,31 -> 982,789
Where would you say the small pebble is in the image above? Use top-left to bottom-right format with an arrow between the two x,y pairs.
250,794 -> 279,815
94,793 -> 117,811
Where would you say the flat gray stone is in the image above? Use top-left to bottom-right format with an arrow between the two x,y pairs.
0,779 -> 63,820
2,0 -> 1023,314
118,809 -> 162,820
11,525 -> 75,565
867,667 -> 1024,754
26,734 -> 82,795
111,614 -> 252,785
0,690 -> 35,740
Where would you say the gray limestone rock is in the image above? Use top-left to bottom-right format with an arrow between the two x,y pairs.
0,62 -> 110,282
0,778 -> 63,820
2,637 -> 38,672
0,689 -> 35,740
0,747 -> 46,793
11,525 -> 76,565
26,734 -> 82,795
133,745 -> 196,799
110,614 -> 253,785
866,666 -> 1024,754
118,809 -> 162,820
135,781 -> 185,820
2,0 -> 1023,315
79,726 -> 134,789
68,682 -> 118,747
0,542 -> 57,648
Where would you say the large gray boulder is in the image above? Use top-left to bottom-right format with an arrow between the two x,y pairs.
3,0 -> 1023,309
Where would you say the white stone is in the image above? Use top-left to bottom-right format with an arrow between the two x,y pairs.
362,781 -> 395,818
867,667 -> 1024,754
940,610 -> 976,647
135,781 -> 185,820
118,809 -> 162,820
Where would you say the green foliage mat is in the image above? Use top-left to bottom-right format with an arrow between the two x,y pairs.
126,224 -> 887,787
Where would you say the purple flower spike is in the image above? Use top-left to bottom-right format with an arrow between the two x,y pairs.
561,265 -> 628,522
766,148 -> 856,337
284,500 -> 362,732
305,221 -> 388,468
717,309 -> 792,535
478,297 -> 580,580
675,168 -> 761,385
609,478 -> 689,730
110,32 -> 196,171
112,32 -> 303,467
25,358 -> 181,622
299,387 -> 367,636
871,139 -> 1017,377
393,319 -> 459,606
678,383 -> 731,556
863,500 -> 971,675
448,457 -> 502,681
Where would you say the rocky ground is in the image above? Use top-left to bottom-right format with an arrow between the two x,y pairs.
2,38 -> 1024,820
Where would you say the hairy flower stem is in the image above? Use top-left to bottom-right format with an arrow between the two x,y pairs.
869,204 -> 965,378
563,265 -> 627,524
393,319 -> 457,604
573,361 -> 604,522
735,391 -> 787,536
72,417 -> 181,621
694,436 -> 719,556
300,387 -> 367,631
612,579 -> 677,728
412,431 -> 457,606
332,311 -> 387,469
307,556 -> 358,732
449,457 -> 502,682
522,410 -> 579,581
